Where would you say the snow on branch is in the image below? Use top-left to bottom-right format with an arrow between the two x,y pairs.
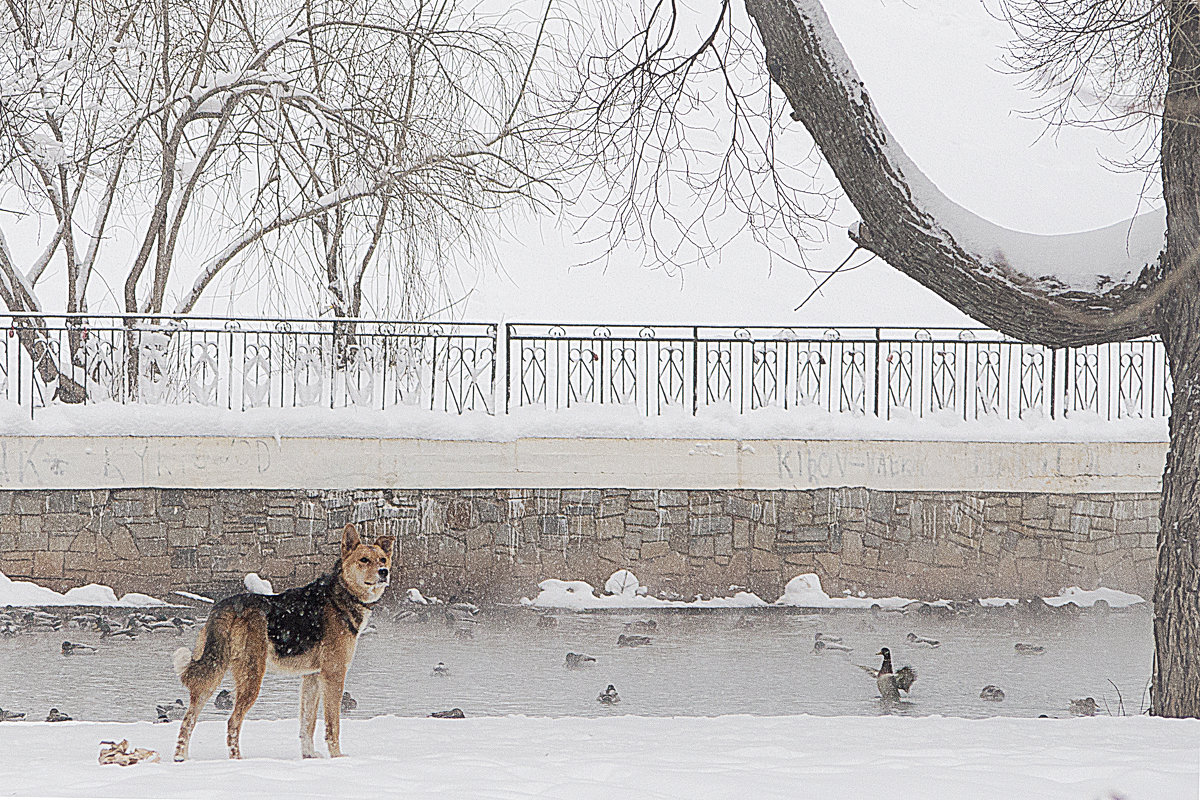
744,0 -> 1164,346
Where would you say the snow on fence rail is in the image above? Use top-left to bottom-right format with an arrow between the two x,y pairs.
0,315 -> 1172,421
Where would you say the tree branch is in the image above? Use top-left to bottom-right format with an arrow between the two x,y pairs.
744,0 -> 1163,347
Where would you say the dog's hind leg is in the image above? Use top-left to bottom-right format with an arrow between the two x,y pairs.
299,674 -> 321,758
174,619 -> 230,762
226,619 -> 267,759
319,669 -> 349,758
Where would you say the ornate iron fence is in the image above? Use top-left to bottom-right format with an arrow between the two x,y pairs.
0,316 -> 1171,421
0,314 -> 497,416
505,324 -> 1171,421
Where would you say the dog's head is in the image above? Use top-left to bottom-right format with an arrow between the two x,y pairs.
339,523 -> 394,604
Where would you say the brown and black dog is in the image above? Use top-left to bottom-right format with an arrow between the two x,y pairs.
172,523 -> 393,761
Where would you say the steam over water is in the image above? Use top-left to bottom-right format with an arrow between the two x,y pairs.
0,606 -> 1151,722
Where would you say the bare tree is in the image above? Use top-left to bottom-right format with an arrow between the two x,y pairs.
0,0 -> 562,386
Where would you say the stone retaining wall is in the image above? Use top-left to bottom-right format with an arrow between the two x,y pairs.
0,487 -> 1158,603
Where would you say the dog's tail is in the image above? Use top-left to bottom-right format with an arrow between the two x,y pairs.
172,646 -> 192,677
173,611 -> 231,685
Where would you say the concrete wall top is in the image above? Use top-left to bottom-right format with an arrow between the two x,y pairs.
0,436 -> 1167,492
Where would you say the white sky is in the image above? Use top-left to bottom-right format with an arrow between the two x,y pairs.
461,0 -> 1159,328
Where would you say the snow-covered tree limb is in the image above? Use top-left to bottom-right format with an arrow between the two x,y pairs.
743,0 -> 1164,347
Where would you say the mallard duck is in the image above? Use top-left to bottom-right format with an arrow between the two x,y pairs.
145,617 -> 186,633
0,708 -> 26,721
597,685 -> 620,705
861,648 -> 917,702
61,641 -> 97,655
155,699 -> 186,722
102,625 -> 138,640
906,633 -> 940,647
564,652 -> 597,669
980,685 -> 1005,702
1069,697 -> 1099,717
537,616 -> 558,629
617,634 -> 652,647
214,690 -> 233,710
625,620 -> 657,632
432,662 -> 450,677
340,692 -> 357,711
1015,643 -> 1045,655
813,639 -> 853,654
46,708 -> 72,722
429,708 -> 465,719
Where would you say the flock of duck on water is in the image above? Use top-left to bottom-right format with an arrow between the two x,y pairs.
0,604 -> 1106,723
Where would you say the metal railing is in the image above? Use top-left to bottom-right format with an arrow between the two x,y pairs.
1,314 -> 497,416
505,324 -> 1171,421
0,315 -> 1172,421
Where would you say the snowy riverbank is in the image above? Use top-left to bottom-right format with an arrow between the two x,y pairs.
0,715 -> 1193,799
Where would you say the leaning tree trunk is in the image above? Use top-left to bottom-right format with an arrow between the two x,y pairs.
741,0 -> 1200,715
1151,0 -> 1200,717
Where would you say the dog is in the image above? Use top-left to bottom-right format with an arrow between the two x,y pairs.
172,523 -> 393,761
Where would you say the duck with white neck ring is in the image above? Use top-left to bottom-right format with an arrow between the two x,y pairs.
861,647 -> 917,703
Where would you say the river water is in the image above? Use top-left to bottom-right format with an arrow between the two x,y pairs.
0,604 -> 1151,723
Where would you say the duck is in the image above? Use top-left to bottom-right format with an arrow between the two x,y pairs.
46,708 -> 72,722
617,634 -> 652,647
145,617 -> 186,633
564,652 -> 597,669
906,632 -> 940,647
813,639 -> 853,654
102,623 -> 138,640
625,619 -> 657,632
61,641 -> 97,655
1014,643 -> 1045,655
429,708 -> 466,719
432,662 -> 450,678
537,615 -> 558,629
155,699 -> 186,722
0,708 -> 26,721
597,685 -> 621,705
214,690 -> 233,710
980,685 -> 1006,702
1069,697 -> 1099,717
861,648 -> 917,702
814,632 -> 844,644
340,692 -> 357,711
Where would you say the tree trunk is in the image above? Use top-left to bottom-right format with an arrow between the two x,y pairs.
1151,0 -> 1200,717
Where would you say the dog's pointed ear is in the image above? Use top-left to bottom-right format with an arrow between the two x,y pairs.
374,535 -> 395,556
341,523 -> 362,555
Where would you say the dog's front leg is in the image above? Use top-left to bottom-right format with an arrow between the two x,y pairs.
319,670 -> 348,757
299,674 -> 321,758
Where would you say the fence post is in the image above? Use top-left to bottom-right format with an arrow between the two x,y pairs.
692,326 -> 699,416
1049,347 -> 1058,420
873,328 -> 881,418
504,323 -> 511,415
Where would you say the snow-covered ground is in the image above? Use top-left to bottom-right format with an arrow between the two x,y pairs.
0,715 -> 1193,799
0,572 -> 166,609
521,571 -> 1146,611
0,399 -> 1171,442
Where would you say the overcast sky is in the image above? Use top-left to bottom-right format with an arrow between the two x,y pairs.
462,0 -> 1159,330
